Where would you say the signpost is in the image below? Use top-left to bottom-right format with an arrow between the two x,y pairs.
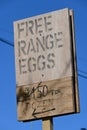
42,118 -> 53,130
14,8 -> 79,129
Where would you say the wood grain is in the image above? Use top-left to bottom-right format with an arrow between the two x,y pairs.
17,77 -> 76,121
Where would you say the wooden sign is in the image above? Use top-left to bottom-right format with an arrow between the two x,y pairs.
14,8 -> 79,121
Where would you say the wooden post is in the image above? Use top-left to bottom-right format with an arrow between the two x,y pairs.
42,118 -> 53,130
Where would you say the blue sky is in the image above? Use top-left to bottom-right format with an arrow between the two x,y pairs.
0,0 -> 87,130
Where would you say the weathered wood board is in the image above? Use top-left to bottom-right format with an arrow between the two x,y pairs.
17,77 -> 75,121
14,8 -> 80,121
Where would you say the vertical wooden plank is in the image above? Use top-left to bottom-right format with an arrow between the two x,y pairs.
69,9 -> 80,112
42,118 -> 53,130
